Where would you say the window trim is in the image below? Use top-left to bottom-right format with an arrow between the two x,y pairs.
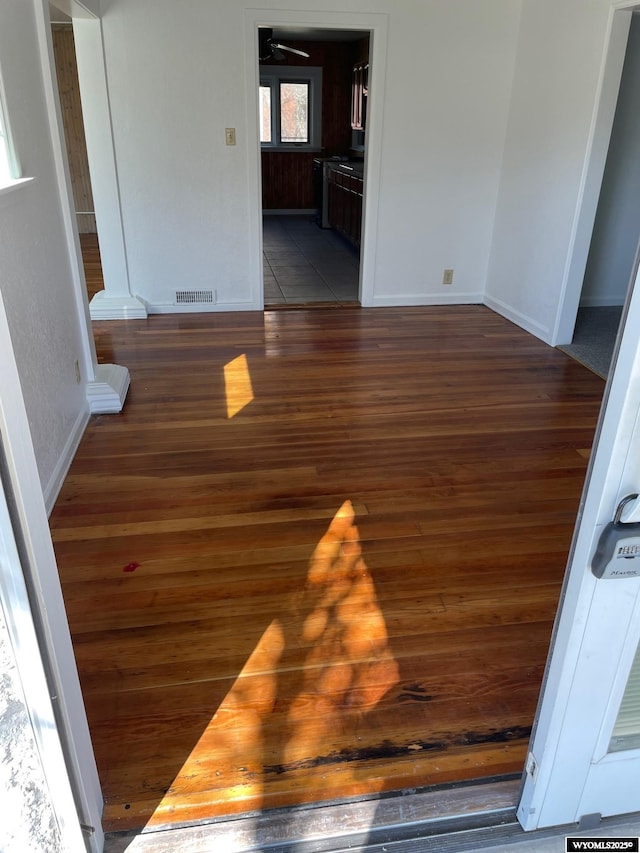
259,65 -> 322,152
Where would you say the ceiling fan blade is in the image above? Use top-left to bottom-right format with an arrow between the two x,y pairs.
270,42 -> 310,59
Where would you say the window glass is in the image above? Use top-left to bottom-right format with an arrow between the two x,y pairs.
610,641 -> 640,752
259,85 -> 272,143
279,82 -> 308,143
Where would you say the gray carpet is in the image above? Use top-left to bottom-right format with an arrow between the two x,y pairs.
557,306 -> 623,379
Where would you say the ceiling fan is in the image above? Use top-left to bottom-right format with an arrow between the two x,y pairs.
259,28 -> 310,62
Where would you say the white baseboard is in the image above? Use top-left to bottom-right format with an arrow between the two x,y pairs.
483,294 -> 551,344
44,365 -> 131,515
146,301 -> 259,313
368,292 -> 483,308
43,406 -> 90,516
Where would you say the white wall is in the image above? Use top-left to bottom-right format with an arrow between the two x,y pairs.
0,0 -> 89,493
581,13 -> 640,308
369,0 -> 521,307
485,0 -> 620,343
87,1 -> 634,338
100,0 -> 259,312
97,0 -> 521,313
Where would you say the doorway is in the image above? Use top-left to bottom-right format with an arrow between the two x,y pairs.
50,12 -> 102,303
560,13 -> 640,379
558,10 -> 640,379
257,26 -> 368,308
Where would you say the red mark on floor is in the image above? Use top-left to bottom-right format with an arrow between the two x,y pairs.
123,562 -> 140,573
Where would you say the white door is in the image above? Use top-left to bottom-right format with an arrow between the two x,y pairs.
0,466 -> 87,852
0,292 -> 103,852
518,249 -> 640,829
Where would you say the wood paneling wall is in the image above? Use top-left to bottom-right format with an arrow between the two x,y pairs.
261,40 -> 357,210
261,152 -> 316,209
52,25 -> 96,233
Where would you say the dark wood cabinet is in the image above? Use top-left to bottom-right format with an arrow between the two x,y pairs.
327,165 -> 363,248
351,62 -> 368,131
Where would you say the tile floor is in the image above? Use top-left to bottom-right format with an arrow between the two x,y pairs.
263,214 -> 360,306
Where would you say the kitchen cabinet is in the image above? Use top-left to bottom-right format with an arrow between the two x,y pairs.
351,62 -> 368,131
327,164 -> 363,248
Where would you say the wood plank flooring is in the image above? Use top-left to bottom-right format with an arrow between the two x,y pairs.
48,306 -> 605,833
79,232 -> 103,300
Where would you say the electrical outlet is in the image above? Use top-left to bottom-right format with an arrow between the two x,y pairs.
443,269 -> 454,285
225,127 -> 236,146
74,359 -> 81,384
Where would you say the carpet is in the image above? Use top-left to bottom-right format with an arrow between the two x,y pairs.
557,306 -> 623,380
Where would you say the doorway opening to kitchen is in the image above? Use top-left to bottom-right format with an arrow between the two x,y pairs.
258,26 -> 368,308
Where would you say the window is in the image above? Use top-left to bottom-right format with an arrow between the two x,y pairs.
610,641 -> 640,752
259,66 -> 322,151
0,72 -> 20,186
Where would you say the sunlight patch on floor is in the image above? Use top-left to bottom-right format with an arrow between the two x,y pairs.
224,354 -> 254,418
144,501 -> 399,836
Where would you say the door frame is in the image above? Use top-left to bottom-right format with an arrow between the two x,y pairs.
24,0 -> 640,838
0,288 -> 103,851
243,9 -> 389,310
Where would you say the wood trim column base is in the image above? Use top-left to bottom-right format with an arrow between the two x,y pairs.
87,364 -> 130,413
89,291 -> 147,320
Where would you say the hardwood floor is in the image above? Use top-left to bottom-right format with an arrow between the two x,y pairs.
49,306 -> 605,833
79,232 -> 103,301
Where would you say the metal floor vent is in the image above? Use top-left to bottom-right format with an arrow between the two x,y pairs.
175,290 -> 214,304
